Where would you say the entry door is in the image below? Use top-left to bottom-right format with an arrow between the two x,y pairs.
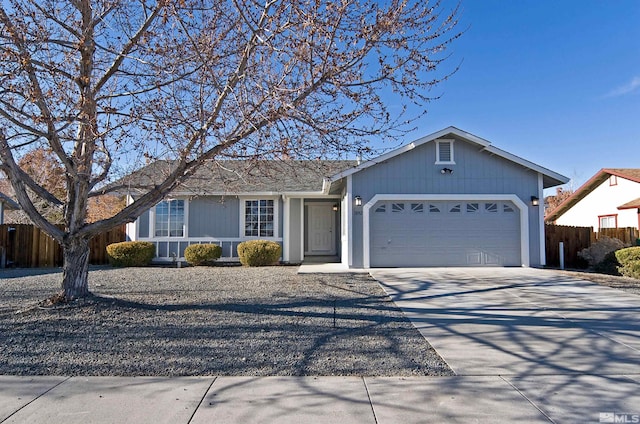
308,204 -> 336,255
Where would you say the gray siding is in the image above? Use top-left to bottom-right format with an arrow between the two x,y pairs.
350,139 -> 542,267
188,196 -> 240,238
288,198 -> 302,263
138,210 -> 150,238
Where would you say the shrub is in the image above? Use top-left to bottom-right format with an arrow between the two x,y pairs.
106,241 -> 155,267
184,243 -> 222,266
578,236 -> 626,268
594,251 -> 621,276
237,240 -> 281,266
615,246 -> 640,279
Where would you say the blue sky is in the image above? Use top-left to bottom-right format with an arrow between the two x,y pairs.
389,0 -> 640,191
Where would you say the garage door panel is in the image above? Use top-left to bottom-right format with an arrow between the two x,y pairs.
370,200 -> 521,267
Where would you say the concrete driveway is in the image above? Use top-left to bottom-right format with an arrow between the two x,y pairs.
371,267 -> 640,422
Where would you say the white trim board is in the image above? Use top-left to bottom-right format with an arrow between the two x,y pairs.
362,194 -> 530,268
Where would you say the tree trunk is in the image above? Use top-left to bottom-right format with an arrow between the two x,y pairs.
61,237 -> 91,300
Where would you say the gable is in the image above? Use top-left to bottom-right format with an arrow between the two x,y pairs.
328,126 -> 568,190
349,135 -> 542,198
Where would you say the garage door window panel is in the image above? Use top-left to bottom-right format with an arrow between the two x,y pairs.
485,203 -> 498,213
391,203 -> 405,213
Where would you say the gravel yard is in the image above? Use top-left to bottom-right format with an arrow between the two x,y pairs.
0,266 -> 452,377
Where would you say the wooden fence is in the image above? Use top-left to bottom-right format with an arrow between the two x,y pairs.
0,224 -> 126,268
545,224 -> 639,268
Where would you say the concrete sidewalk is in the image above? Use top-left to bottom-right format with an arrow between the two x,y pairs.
4,374 -> 639,423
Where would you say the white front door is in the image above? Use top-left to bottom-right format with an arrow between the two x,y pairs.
308,204 -> 336,255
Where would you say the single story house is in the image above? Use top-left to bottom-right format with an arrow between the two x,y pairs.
0,191 -> 19,225
546,168 -> 640,231
121,126 -> 568,268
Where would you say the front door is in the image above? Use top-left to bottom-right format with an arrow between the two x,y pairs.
308,204 -> 336,255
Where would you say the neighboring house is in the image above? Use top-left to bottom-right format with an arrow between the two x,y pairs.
119,126 -> 568,268
546,169 -> 640,231
0,192 -> 19,225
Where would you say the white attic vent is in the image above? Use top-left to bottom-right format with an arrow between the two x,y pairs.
435,139 -> 455,164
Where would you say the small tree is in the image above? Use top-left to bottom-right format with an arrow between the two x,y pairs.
0,0 -> 461,300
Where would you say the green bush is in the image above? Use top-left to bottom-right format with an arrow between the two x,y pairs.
237,240 -> 281,266
615,246 -> 640,279
106,241 -> 155,267
184,243 -> 222,266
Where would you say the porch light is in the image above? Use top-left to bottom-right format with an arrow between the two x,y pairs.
531,196 -> 540,206
354,196 -> 362,207
332,203 -> 339,211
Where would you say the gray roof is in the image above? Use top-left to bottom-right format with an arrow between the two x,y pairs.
110,160 -> 358,196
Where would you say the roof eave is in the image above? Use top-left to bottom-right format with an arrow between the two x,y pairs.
545,169 -> 610,222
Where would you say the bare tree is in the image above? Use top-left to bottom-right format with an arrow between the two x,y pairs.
0,0 -> 461,300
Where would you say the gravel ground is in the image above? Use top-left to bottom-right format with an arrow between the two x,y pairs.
0,266 -> 453,377
556,269 -> 640,295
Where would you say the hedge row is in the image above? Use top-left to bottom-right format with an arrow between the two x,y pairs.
105,240 -> 281,267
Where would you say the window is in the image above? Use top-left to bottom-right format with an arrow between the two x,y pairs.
599,214 -> 617,229
485,203 -> 498,213
466,203 -> 479,213
411,203 -> 424,213
245,199 -> 274,237
609,175 -> 618,186
391,203 -> 405,213
503,203 -> 515,213
449,204 -> 461,213
375,204 -> 386,213
429,204 -> 441,213
155,199 -> 185,237
436,139 -> 455,164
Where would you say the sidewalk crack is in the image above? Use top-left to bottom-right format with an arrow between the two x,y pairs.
362,377 -> 379,424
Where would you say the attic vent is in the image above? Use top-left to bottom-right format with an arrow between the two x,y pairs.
436,139 -> 454,164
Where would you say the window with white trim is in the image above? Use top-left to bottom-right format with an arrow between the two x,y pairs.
155,199 -> 185,237
244,199 -> 274,237
436,139 -> 455,164
599,214 -> 617,229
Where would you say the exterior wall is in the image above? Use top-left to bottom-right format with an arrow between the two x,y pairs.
138,210 -> 150,238
189,196 -> 240,237
350,139 -> 542,267
131,194 -> 284,261
555,178 -> 640,230
288,198 -> 303,263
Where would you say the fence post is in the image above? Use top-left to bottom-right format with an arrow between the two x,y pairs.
559,241 -> 565,270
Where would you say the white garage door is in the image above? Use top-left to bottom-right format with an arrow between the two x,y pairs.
370,200 -> 521,267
